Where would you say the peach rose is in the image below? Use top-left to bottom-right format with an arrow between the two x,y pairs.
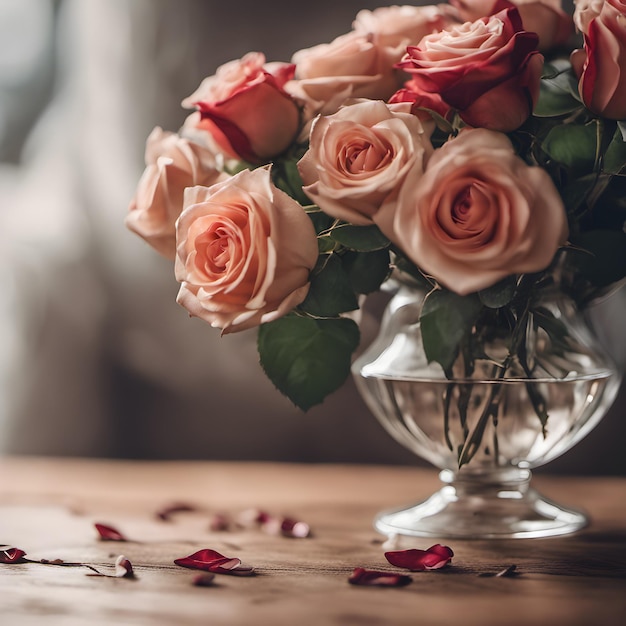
449,0 -> 573,51
182,52 -> 300,163
396,7 -> 544,132
353,4 -> 455,61
175,168 -> 318,333
298,100 -> 433,226
379,129 -> 568,295
285,31 -> 400,118
570,0 -> 626,120
126,127 -> 227,259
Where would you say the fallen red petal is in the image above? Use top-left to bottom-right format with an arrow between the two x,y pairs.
115,557 -> 134,578
114,555 -> 135,578
0,547 -> 27,564
348,567 -> 412,587
174,549 -> 255,576
155,502 -> 199,521
94,523 -> 128,542
384,544 -> 454,571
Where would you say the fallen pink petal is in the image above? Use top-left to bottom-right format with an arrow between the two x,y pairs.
174,549 -> 255,576
114,555 -> 135,578
384,544 -> 454,571
155,502 -> 199,521
236,508 -> 272,528
192,572 -> 217,587
0,547 -> 27,564
348,567 -> 412,587
208,513 -> 231,532
279,517 -> 311,538
94,523 -> 128,542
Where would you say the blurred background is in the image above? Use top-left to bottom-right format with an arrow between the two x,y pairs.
1,0 -> 624,473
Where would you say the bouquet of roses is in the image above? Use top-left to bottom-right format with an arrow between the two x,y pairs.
127,0 -> 626,415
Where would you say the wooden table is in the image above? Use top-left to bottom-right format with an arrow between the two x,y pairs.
1,458 -> 625,625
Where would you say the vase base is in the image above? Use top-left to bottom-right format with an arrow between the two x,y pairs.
375,471 -> 588,539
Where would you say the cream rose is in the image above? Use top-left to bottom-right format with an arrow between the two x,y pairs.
449,1 -> 573,51
126,127 -> 227,259
353,4 -> 455,61
285,31 -> 400,118
380,129 -> 568,295
298,100 -> 433,226
175,168 -> 319,333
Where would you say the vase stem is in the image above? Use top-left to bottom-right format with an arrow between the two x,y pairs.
374,468 -> 588,539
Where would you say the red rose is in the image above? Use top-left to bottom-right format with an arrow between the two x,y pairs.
571,0 -> 626,120
395,7 -> 543,132
183,52 -> 300,163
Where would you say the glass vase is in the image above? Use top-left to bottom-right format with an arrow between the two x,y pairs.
352,278 -> 621,539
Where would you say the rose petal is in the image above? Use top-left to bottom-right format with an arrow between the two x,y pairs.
261,515 -> 311,538
0,547 -> 27,564
348,567 -> 412,587
114,555 -> 135,578
208,513 -> 231,532
94,523 -> 128,542
384,544 -> 454,571
174,549 -> 255,576
155,502 -> 199,521
280,517 -> 311,538
236,508 -> 272,528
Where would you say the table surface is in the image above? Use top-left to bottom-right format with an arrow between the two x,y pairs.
1,457 -> 625,626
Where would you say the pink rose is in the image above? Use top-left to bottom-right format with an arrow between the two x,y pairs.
449,0 -> 573,51
379,129 -> 568,295
396,8 -> 544,132
573,0 -> 604,33
182,52 -> 300,163
285,31 -> 400,118
353,4 -> 456,61
175,168 -> 318,333
126,127 -> 227,259
570,0 -> 626,120
298,100 -> 433,226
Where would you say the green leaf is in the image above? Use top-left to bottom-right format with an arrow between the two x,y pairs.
534,61 -> 582,117
603,128 -> 626,175
542,123 -> 597,173
618,121 -> 626,141
258,315 -> 360,410
271,145 -> 311,205
569,230 -> 626,288
560,173 -> 599,215
342,249 -> 391,294
329,224 -> 390,251
420,290 -> 483,373
394,256 -> 434,290
307,210 -> 334,235
299,254 -> 359,317
479,276 -> 517,309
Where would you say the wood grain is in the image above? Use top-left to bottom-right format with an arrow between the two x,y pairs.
1,458 -> 625,625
